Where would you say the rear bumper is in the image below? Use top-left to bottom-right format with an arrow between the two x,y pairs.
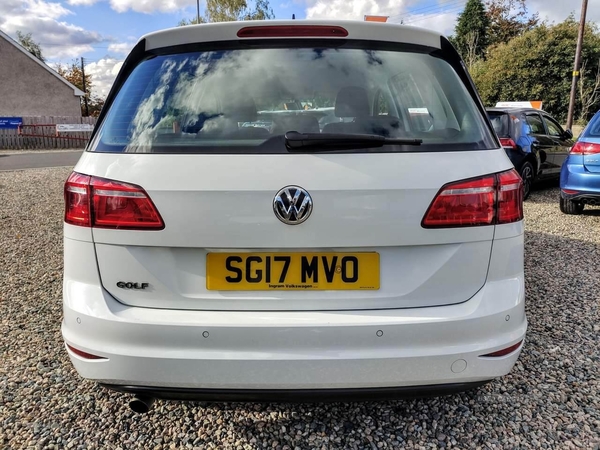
101,381 -> 491,402
560,162 -> 600,200
62,235 -> 526,394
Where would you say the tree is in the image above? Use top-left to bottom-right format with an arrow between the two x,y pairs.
16,31 -> 45,62
579,59 -> 600,122
178,17 -> 206,26
86,96 -> 105,118
179,0 -> 274,25
56,60 -> 96,117
453,0 -> 490,62
471,17 -> 600,122
485,0 -> 539,48
463,31 -> 481,71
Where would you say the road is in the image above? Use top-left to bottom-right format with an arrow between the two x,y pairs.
0,151 -> 82,171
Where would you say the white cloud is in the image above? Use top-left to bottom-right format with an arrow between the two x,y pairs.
304,0 -> 457,35
26,0 -> 73,19
528,0 -> 600,24
0,0 -> 103,59
108,41 -> 135,54
401,10 -> 458,36
85,58 -> 124,97
108,0 -> 194,14
66,0 -> 100,5
303,0 -> 598,37
306,0 -> 410,20
67,0 -> 196,14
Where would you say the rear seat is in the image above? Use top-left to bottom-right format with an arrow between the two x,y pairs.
322,86 -> 403,137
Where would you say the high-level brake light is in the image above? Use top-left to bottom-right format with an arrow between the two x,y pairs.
237,25 -> 349,38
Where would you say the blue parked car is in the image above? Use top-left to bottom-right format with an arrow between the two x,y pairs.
560,111 -> 600,214
487,107 -> 574,199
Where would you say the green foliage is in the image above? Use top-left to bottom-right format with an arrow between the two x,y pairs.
471,17 -> 600,122
56,60 -> 104,117
453,0 -> 490,62
485,0 -> 539,48
56,61 -> 92,98
16,31 -> 45,62
179,0 -> 274,25
178,17 -> 206,26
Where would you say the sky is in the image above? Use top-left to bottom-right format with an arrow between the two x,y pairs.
0,0 -> 596,98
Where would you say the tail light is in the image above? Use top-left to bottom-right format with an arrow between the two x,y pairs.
497,170 -> 523,223
64,172 -> 164,230
237,25 -> 348,38
570,141 -> 600,155
422,169 -> 523,228
64,172 -> 91,227
499,137 -> 517,150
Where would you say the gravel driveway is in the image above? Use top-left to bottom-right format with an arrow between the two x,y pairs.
1,168 -> 599,449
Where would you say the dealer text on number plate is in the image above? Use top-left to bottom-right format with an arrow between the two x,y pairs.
206,252 -> 380,291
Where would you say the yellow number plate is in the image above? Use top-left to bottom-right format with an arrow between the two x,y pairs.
206,252 -> 379,291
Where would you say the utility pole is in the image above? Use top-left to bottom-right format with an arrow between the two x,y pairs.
566,0 -> 589,130
80,57 -> 89,117
196,0 -> 200,23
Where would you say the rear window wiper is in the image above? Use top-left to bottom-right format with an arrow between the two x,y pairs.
284,131 -> 422,152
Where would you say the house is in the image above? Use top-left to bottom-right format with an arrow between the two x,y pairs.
0,28 -> 84,117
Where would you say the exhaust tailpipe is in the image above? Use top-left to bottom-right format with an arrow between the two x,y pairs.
129,395 -> 155,413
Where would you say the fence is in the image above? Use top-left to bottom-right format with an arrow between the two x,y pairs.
0,116 -> 97,150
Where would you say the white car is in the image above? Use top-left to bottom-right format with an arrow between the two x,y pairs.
62,20 -> 526,413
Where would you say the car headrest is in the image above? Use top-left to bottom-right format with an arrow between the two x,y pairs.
221,94 -> 258,121
335,86 -> 370,118
272,115 -> 320,134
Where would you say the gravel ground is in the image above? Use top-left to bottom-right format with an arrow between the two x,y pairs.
1,168 -> 599,449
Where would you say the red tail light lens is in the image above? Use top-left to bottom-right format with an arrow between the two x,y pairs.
422,175 -> 496,227
64,172 -> 164,230
570,141 -> 600,155
237,25 -> 348,38
499,138 -> 517,150
422,169 -> 523,228
91,177 -> 164,229
65,172 -> 91,226
497,169 -> 524,223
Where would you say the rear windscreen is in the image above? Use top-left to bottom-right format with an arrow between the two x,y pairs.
583,114 -> 600,137
487,112 -> 510,138
91,44 -> 496,153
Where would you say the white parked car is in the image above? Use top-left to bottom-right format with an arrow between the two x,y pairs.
62,20 -> 526,413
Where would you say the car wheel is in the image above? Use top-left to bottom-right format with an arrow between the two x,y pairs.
559,196 -> 584,215
519,162 -> 535,200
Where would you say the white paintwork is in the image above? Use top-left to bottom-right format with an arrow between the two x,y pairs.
62,22 -> 527,393
95,242 -> 493,310
62,233 -> 526,389
141,20 -> 442,52
72,150 -> 514,311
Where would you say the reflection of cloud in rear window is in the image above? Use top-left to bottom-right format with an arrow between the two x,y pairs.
95,46 -> 494,153
124,49 -> 395,151
126,60 -> 177,153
